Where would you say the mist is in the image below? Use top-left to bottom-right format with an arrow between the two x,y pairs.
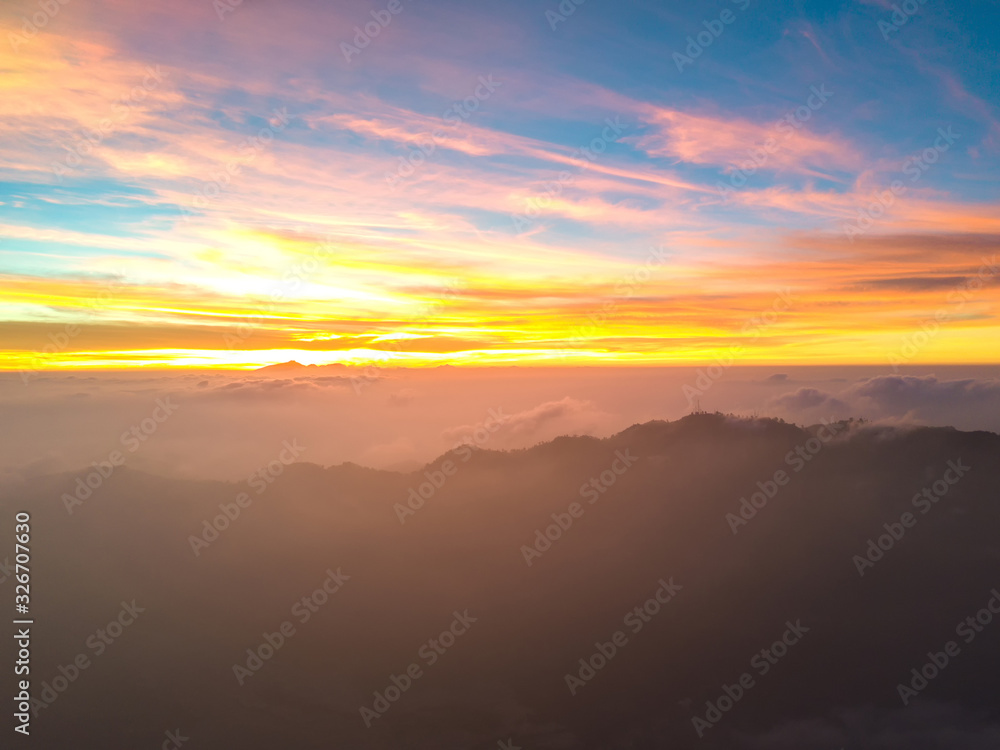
3,365 -> 999,483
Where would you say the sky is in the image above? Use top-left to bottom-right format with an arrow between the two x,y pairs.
2,0 -> 999,370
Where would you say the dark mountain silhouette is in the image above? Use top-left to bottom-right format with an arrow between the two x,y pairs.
3,413 -> 999,749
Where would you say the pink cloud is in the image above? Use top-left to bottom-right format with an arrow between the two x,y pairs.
629,105 -> 862,177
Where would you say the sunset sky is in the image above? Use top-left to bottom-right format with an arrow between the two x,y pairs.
2,0 -> 999,370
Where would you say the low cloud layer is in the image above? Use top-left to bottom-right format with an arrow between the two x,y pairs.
1,366 -> 998,482
767,374 -> 1000,428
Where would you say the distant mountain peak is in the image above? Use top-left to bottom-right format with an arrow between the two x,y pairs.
255,360 -> 310,372
252,361 -> 349,374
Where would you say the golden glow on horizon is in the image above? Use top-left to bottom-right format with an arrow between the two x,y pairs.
3,322 -> 998,372
1,13 -> 998,371
3,233 -> 997,369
